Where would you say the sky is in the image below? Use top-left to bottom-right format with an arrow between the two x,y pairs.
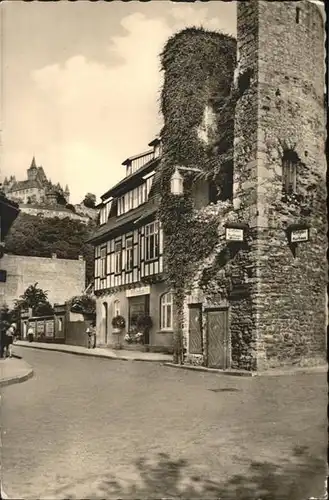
0,1 -> 236,204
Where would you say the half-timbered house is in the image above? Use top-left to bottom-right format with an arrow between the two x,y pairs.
88,138 -> 174,352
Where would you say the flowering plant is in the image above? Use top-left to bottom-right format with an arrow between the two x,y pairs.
135,332 -> 144,343
124,333 -> 133,343
112,315 -> 126,330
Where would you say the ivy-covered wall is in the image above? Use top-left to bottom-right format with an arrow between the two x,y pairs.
158,28 -> 236,302
158,27 -> 261,370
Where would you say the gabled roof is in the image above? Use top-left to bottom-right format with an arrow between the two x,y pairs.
101,157 -> 160,201
121,149 -> 154,166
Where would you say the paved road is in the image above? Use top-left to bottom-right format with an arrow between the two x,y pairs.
1,347 -> 327,500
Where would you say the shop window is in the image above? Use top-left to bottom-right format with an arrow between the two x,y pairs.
160,292 -> 173,330
145,221 -> 159,262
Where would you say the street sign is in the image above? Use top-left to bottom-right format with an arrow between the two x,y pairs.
290,228 -> 309,243
225,227 -> 244,242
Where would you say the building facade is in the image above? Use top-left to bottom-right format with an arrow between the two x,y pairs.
90,0 -> 326,369
89,138 -> 174,351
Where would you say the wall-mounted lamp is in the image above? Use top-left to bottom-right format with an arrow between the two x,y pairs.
286,223 -> 310,244
224,222 -> 249,243
170,165 -> 202,196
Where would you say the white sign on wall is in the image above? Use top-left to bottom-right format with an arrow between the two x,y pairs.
291,228 -> 309,243
126,286 -> 151,298
225,227 -> 244,242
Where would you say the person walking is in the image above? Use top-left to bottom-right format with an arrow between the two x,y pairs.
86,322 -> 96,349
5,324 -> 16,358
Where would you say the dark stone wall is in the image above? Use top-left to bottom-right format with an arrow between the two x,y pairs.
235,0 -> 327,369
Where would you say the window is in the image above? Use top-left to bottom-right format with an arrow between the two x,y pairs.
126,190 -> 133,211
296,7 -> 300,24
160,292 -> 173,330
113,300 -> 120,317
115,241 -> 122,274
145,221 -> 159,261
146,175 -> 154,196
125,237 -> 133,271
282,151 -> 298,194
117,196 -> 125,216
100,246 -> 107,278
100,200 -> 112,225
58,318 -> 63,332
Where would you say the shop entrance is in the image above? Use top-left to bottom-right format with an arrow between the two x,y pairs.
128,294 -> 150,344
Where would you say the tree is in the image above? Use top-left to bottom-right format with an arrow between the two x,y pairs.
14,283 -> 54,317
82,193 -> 96,208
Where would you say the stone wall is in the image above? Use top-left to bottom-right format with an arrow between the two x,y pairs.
19,204 -> 90,223
0,254 -> 86,309
235,0 -> 327,369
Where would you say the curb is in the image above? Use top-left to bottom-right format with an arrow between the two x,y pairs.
15,343 -> 170,363
163,362 -> 255,377
164,362 -> 328,377
0,368 -> 34,388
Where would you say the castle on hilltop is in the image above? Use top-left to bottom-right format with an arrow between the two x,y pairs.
2,157 -> 70,206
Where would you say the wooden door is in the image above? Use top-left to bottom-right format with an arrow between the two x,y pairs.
207,309 -> 229,369
188,304 -> 202,354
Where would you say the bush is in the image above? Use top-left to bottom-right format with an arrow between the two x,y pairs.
112,315 -> 126,330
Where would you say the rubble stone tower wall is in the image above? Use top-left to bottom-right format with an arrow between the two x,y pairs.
234,0 -> 327,368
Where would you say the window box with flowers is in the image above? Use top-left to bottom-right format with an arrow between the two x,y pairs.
112,315 -> 126,334
124,314 -> 152,347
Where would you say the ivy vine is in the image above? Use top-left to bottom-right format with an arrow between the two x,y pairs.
158,28 -> 237,315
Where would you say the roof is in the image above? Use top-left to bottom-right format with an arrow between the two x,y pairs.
101,157 -> 160,201
8,179 -> 43,191
87,199 -> 159,245
121,149 -> 154,166
0,194 -> 20,238
28,156 -> 37,170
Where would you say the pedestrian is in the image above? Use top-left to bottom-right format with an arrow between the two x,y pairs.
27,326 -> 34,343
5,324 -> 16,358
86,322 -> 96,349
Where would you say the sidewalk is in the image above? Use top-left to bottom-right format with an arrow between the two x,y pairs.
0,357 -> 34,388
15,340 -> 173,363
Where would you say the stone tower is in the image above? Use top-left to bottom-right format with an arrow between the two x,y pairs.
234,0 -> 326,369
64,185 -> 70,204
27,157 -> 38,181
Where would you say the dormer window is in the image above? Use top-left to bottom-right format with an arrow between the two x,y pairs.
282,150 -> 298,194
99,198 -> 112,225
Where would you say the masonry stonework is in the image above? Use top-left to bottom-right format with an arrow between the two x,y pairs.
234,0 -> 327,369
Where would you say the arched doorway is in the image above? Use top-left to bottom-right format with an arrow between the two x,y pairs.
102,302 -> 108,344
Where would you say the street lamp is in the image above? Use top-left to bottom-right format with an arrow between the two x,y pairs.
170,165 -> 203,196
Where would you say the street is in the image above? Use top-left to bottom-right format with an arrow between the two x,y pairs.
1,347 -> 327,500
